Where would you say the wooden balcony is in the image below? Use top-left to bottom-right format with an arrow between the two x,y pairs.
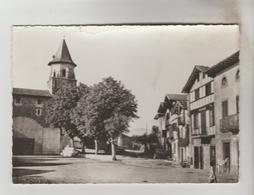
220,113 -> 239,134
192,126 -> 215,137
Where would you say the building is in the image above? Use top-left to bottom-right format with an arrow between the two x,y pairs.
12,39 -> 76,155
182,66 -> 215,170
154,102 -> 167,149
165,94 -> 190,164
154,94 -> 190,163
207,51 -> 240,178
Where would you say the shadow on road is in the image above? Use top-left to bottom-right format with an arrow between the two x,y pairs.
13,168 -> 54,177
13,156 -> 72,167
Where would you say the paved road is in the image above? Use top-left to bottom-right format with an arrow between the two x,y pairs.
12,155 -> 231,184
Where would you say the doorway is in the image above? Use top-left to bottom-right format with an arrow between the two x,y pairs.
210,146 -> 216,164
13,138 -> 34,155
201,111 -> 206,134
194,146 -> 203,169
223,142 -> 230,173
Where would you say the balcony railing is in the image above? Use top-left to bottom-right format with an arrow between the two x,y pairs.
192,126 -> 215,136
220,113 -> 239,134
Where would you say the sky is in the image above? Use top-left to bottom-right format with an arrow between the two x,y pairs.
12,25 -> 239,135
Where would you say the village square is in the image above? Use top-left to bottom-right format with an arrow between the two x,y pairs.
12,26 -> 239,183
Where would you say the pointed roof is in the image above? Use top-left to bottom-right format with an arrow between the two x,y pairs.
181,65 -> 210,93
164,94 -> 187,109
48,39 -> 77,67
207,51 -> 239,77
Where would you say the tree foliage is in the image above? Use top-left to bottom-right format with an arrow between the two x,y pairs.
45,82 -> 80,139
45,77 -> 138,160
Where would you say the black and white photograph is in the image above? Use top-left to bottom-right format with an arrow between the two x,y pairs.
12,25 -> 240,184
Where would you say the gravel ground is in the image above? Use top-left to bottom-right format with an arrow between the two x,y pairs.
12,155 -> 237,184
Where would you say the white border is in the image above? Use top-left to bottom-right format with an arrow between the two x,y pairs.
0,0 -> 254,195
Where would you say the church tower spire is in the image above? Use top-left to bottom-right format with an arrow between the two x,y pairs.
47,39 -> 77,94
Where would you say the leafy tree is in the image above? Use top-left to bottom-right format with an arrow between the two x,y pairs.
89,77 -> 138,160
132,128 -> 160,153
45,82 -> 89,151
45,83 -> 79,139
70,83 -> 91,153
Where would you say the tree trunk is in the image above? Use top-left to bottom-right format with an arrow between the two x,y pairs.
111,140 -> 117,161
94,139 -> 98,155
82,141 -> 86,154
71,138 -> 75,149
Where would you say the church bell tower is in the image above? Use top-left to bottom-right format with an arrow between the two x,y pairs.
47,39 -> 77,94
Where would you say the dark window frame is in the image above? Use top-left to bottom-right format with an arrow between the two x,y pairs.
37,99 -> 42,105
236,69 -> 240,81
61,69 -> 66,77
209,108 -> 215,127
222,100 -> 228,118
205,82 -> 212,96
221,76 -> 228,88
35,108 -> 42,116
193,113 -> 199,130
194,88 -> 200,100
236,95 -> 239,113
14,96 -> 22,105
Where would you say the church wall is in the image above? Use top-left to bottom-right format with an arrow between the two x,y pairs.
13,94 -> 50,127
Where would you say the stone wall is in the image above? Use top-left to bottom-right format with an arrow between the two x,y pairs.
13,95 -> 50,127
13,116 -> 61,155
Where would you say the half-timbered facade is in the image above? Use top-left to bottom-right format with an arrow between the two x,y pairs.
182,66 -> 215,170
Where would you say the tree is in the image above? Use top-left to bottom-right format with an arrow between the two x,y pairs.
45,82 -> 89,151
91,77 -> 138,160
45,83 -> 79,140
70,83 -> 91,153
132,128 -> 160,154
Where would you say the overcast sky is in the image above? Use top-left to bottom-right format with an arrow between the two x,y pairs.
12,25 -> 239,135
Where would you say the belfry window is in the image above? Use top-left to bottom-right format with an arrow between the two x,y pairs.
61,69 -> 66,77
36,98 -> 43,106
35,108 -> 42,116
14,97 -> 22,105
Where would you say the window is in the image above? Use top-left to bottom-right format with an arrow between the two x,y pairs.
222,100 -> 228,118
203,73 -> 206,79
162,130 -> 167,138
194,88 -> 199,100
14,97 -> 22,105
205,82 -> 212,96
35,108 -> 42,116
193,113 -> 199,130
221,77 -> 228,88
197,73 -> 200,82
53,71 -> 56,77
61,69 -> 66,77
236,96 -> 239,113
37,99 -> 42,105
209,109 -> 215,127
236,69 -> 240,81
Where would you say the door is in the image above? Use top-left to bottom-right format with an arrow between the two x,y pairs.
210,146 -> 216,164
194,146 -> 203,169
181,148 -> 184,163
201,111 -> 206,134
199,146 -> 203,169
13,138 -> 34,155
194,147 -> 199,168
223,142 -> 230,173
